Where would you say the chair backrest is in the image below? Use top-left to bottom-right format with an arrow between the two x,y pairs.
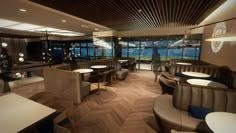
159,75 -> 177,94
53,106 -> 77,133
173,84 -> 236,113
99,70 -> 109,83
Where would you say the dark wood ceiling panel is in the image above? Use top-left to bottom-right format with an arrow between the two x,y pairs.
29,0 -> 226,31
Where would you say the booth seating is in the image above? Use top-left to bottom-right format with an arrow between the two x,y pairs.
43,68 -> 90,104
169,64 -> 218,78
167,63 -> 236,89
153,84 -> 236,133
165,59 -> 208,72
169,59 -> 208,66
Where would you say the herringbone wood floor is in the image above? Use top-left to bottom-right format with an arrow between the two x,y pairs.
76,70 -> 161,133
13,70 -> 162,133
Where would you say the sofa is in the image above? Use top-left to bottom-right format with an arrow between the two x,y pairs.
153,84 -> 236,133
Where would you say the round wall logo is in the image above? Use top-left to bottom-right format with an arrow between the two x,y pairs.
211,22 -> 226,53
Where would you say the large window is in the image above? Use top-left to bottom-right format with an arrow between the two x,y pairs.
119,35 -> 201,70
120,35 -> 201,61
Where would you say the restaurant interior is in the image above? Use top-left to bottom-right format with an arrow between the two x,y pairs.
0,0 -> 236,133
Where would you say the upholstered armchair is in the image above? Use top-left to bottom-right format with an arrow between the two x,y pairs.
159,74 -> 177,95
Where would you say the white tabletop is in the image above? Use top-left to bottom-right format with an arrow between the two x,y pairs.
117,60 -> 128,63
0,93 -> 56,133
176,62 -> 192,65
182,72 -> 210,78
73,69 -> 93,73
187,79 -> 228,88
206,112 -> 236,133
91,65 -> 107,69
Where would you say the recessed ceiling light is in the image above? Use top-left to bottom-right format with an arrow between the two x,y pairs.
61,19 -> 67,23
94,28 -> 99,31
138,9 -> 142,12
19,9 -> 27,12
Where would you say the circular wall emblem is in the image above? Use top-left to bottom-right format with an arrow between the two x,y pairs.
211,22 -> 226,53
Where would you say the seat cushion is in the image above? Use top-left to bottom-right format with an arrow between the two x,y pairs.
153,95 -> 213,133
116,69 -> 129,80
80,82 -> 90,98
188,105 -> 213,119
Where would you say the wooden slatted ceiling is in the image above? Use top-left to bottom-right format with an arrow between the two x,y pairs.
30,0 -> 226,31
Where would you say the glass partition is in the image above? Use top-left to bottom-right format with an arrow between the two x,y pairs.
119,34 -> 202,70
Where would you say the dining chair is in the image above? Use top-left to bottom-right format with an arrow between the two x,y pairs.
98,70 -> 109,90
53,106 -> 77,133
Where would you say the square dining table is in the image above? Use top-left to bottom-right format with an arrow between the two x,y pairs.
0,93 -> 56,133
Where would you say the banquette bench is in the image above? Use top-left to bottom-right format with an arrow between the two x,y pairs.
153,84 -> 236,133
43,68 -> 90,104
166,64 -> 236,89
42,58 -> 136,104
165,59 -> 208,72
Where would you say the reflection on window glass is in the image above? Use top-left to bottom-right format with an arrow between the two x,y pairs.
96,48 -> 102,56
104,49 -> 112,57
122,48 -> 128,57
196,48 -> 200,59
52,47 -> 63,60
141,41 -> 153,47
129,48 -> 139,60
118,36 -> 201,62
183,47 -> 196,59
140,48 -> 152,60
168,48 -> 182,59
72,48 -> 80,58
155,48 -> 167,60
88,42 -> 93,46
157,41 -> 168,46
81,48 -> 87,57
88,48 -> 94,56
81,42 -> 87,47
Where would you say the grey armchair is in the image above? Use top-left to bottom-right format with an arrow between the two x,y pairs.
159,75 -> 177,95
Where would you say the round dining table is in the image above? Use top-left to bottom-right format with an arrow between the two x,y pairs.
187,79 -> 228,88
91,65 -> 107,69
90,65 -> 107,94
73,68 -> 94,81
182,71 -> 210,78
176,62 -> 192,65
73,68 -> 93,74
206,112 -> 236,133
117,59 -> 128,63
